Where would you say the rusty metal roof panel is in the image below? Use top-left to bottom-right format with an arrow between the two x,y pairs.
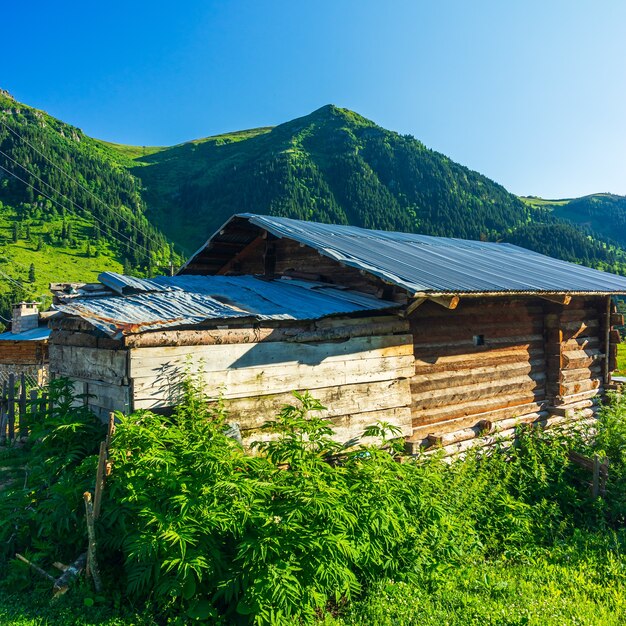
182,213 -> 626,295
56,274 -> 398,338
98,272 -> 174,295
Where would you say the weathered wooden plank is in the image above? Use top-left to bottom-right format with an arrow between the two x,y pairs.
50,330 -> 98,348
129,334 -> 413,378
562,349 -> 605,369
70,378 -> 131,415
220,378 -> 411,428
424,415 -> 598,458
7,373 -> 15,441
408,400 -> 547,441
560,377 -> 602,397
413,336 -> 545,355
123,316 -> 409,348
133,354 -> 415,407
411,390 -> 546,426
411,358 -> 546,390
554,388 -> 603,406
411,374 -> 545,411
242,406 -> 413,445
560,366 -> 603,384
421,410 -> 550,448
412,324 -> 543,345
562,337 -> 601,350
414,347 -> 545,373
50,345 -> 128,385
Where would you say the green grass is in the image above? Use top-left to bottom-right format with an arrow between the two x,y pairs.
518,196 -> 572,208
95,140 -> 166,162
0,209 -> 122,297
0,590 -> 157,626
615,342 -> 626,376
325,552 -> 626,626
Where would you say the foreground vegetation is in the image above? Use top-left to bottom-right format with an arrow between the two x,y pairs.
2,379 -> 626,624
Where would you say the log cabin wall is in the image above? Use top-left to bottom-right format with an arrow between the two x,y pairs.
545,296 -> 612,417
406,297 -> 549,453
48,316 -> 130,420
126,314 -> 414,445
0,341 -> 47,365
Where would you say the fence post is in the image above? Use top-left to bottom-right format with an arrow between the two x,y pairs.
18,373 -> 27,439
7,373 -> 14,441
29,388 -> 39,426
592,455 -> 600,499
0,381 -> 6,445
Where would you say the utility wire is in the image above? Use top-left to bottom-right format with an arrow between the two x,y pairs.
0,157 -> 154,258
0,116 -> 167,252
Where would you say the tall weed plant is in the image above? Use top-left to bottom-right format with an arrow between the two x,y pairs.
3,377 -> 626,624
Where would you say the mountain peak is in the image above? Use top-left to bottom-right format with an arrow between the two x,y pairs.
307,104 -> 374,125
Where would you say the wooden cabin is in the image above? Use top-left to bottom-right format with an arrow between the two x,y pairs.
0,302 -> 51,385
49,214 -> 626,454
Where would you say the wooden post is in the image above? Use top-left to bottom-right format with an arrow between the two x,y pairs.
93,442 -> 107,520
53,552 -> 87,596
18,373 -> 27,438
0,381 -> 6,445
105,412 -> 116,449
41,392 -> 48,421
47,390 -> 53,418
15,553 -> 55,582
7,373 -> 15,441
592,455 -> 600,499
83,492 -> 102,592
29,389 -> 39,423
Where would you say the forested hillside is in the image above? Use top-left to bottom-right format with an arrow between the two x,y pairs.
0,90 -> 172,308
1,91 -> 626,316
108,105 -> 626,273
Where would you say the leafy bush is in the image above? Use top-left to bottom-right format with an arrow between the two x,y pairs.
4,378 -> 626,625
0,378 -> 105,575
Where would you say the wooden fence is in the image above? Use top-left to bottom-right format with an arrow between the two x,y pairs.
0,372 -> 48,444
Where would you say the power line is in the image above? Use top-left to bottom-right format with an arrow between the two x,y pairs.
0,116 -> 167,252
0,158 -> 153,258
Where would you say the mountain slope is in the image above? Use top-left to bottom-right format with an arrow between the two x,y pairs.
101,105 -> 626,276
118,105 -> 532,253
0,90 -> 173,302
521,194 -> 626,248
2,91 -> 626,314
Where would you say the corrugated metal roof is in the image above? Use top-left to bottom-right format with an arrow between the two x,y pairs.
0,327 -> 51,342
98,272 -> 173,295
56,274 -> 398,339
183,213 -> 626,295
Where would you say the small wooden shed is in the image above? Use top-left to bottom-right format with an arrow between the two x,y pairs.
0,302 -> 51,385
49,214 -> 626,453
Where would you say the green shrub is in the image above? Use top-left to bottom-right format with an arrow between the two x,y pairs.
4,378 -> 626,625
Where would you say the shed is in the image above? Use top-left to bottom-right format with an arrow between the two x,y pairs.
49,214 -> 626,454
0,302 -> 51,385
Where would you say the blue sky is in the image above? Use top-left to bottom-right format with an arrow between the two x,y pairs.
3,1 -> 626,198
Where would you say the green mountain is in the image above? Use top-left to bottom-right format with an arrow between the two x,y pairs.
0,90 -> 173,308
521,193 -> 626,249
101,105 -> 626,275
1,92 -> 626,320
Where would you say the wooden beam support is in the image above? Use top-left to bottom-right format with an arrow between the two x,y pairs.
216,235 -> 266,275
429,295 -> 460,310
402,297 -> 427,318
541,294 -> 572,305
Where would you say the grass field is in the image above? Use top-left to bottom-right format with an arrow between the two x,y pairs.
615,342 -> 626,376
3,552 -> 626,626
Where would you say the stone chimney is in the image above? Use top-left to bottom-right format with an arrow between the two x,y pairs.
12,302 -> 39,334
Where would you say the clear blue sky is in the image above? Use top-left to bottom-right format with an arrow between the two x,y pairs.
3,0 -> 626,198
